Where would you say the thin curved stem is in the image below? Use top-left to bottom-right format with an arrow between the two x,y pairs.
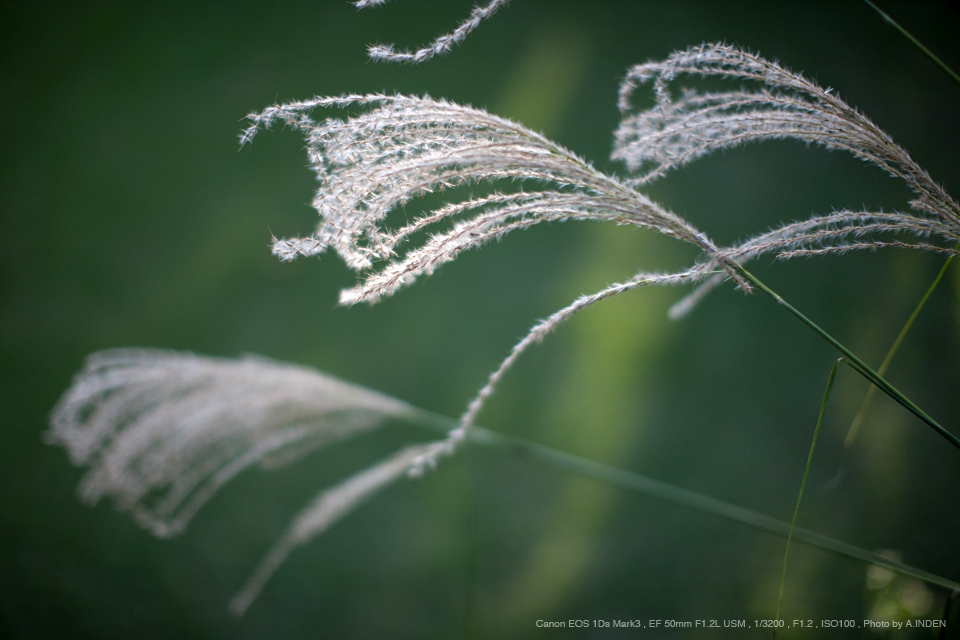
862,0 -> 960,89
774,358 -> 840,637
734,265 -> 960,451
463,448 -> 479,640
845,254 -> 955,447
405,408 -> 960,592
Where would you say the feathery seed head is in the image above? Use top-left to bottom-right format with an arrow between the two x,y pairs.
47,349 -> 412,537
615,43 -> 960,224
614,44 -> 960,316
49,349 -> 453,615
49,31 -> 960,618
242,94 -> 729,305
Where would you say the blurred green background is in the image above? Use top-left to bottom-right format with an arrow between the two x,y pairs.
2,0 -> 960,637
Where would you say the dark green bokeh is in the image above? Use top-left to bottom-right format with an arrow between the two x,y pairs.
2,1 -> 959,638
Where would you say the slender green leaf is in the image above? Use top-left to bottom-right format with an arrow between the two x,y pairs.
846,254 -> 955,447
862,0 -> 960,88
775,359 -> 840,635
734,265 -> 960,451
406,407 -> 960,592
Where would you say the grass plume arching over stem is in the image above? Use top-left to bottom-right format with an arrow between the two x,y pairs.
46,19 -> 960,618
613,42 -> 960,448
841,1 -> 960,450
240,56 -> 960,466
239,92 -> 749,469
616,43 -> 960,321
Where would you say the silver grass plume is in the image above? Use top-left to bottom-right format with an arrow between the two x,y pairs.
613,44 -> 960,316
356,0 -> 510,64
53,37 -> 960,617
47,349 -> 426,538
48,349 -> 450,614
52,90 -> 737,613
240,94 -> 738,300
240,93 -> 741,463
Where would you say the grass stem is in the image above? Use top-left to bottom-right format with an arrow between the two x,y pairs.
462,448 -> 479,640
774,358 -> 840,637
845,254 -> 955,447
405,408 -> 960,592
734,265 -> 960,451
861,0 -> 960,89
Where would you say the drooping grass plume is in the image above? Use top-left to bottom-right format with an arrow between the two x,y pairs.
48,351 -> 959,616
240,92 -> 752,462
240,93 -> 730,303
46,349 -> 416,537
610,44 -> 960,448
49,349 -> 457,614
616,43 -> 960,316
242,69 -> 960,464
47,18 -> 960,620
615,43 -> 958,214
356,0 -> 511,63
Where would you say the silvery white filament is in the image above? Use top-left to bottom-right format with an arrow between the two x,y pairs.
47,27 -> 960,618
229,442 -> 438,616
357,0 -> 511,63
615,44 -> 960,316
457,265 -> 711,434
242,94 -> 734,305
48,349 -> 412,537
409,265 -> 737,480
242,93 -> 755,475
615,43 -> 959,222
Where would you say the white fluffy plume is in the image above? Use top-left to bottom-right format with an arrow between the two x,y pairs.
241,94 -> 734,307
613,44 -> 960,316
241,66 -> 960,468
47,349 -> 418,538
240,93 -> 753,467
49,37 -> 960,619
49,349 -> 453,614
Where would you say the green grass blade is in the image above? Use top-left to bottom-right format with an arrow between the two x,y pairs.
405,407 -> 960,592
845,255 -> 955,447
734,265 -> 960,451
861,0 -> 960,89
774,359 -> 840,636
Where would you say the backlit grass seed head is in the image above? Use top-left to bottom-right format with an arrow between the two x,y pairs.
47,349 -> 414,538
49,349 -> 452,614
615,43 -> 960,225
614,44 -> 960,316
241,94 -> 735,307
241,92 -> 752,470
49,26 -> 960,617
